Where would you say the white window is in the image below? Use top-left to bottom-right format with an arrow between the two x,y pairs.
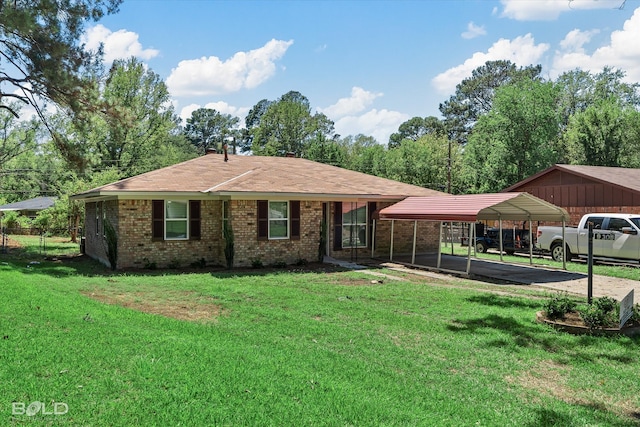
165,200 -> 188,240
342,202 -> 367,248
269,201 -> 289,239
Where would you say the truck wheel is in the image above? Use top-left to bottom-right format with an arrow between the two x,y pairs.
475,241 -> 487,253
550,242 -> 571,262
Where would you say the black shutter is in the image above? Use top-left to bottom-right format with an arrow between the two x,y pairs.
257,200 -> 268,240
189,200 -> 201,240
152,200 -> 164,240
290,201 -> 300,240
368,202 -> 376,249
333,202 -> 342,251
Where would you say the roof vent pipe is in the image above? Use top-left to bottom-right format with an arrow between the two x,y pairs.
223,143 -> 228,162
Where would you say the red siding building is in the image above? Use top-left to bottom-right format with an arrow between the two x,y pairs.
504,164 -> 640,225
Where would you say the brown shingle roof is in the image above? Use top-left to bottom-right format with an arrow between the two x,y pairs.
74,154 -> 444,199
504,164 -> 640,194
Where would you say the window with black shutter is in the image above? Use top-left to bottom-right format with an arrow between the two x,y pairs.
257,200 -> 268,240
333,202 -> 342,251
152,200 -> 164,240
290,201 -> 300,240
189,200 -> 201,240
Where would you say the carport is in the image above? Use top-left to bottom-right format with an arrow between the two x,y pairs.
373,192 -> 570,274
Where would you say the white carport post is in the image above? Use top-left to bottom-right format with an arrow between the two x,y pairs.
528,218 -> 533,265
466,221 -> 474,274
562,217 -> 566,270
411,220 -> 418,265
437,222 -> 443,269
449,222 -> 454,255
499,217 -> 504,262
389,220 -> 395,261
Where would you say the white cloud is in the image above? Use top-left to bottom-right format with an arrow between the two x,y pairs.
82,24 -> 159,63
317,87 -> 382,118
559,29 -> 600,52
432,34 -> 549,95
500,0 -> 627,21
461,22 -> 487,40
551,6 -> 640,81
334,109 -> 409,144
166,39 -> 294,97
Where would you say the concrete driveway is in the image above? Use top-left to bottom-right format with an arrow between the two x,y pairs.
386,254 -> 639,301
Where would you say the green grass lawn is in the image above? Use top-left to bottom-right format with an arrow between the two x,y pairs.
1,236 -> 639,425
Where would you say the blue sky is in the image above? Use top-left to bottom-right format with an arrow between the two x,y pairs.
83,0 -> 640,144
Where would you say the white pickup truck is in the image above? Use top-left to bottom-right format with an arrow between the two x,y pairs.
536,213 -> 640,262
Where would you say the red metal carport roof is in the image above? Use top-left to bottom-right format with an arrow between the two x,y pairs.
377,192 -> 569,222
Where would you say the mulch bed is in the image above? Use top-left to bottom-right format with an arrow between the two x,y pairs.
536,311 -> 640,337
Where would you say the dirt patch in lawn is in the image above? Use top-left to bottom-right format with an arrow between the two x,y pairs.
507,359 -> 639,420
81,289 -> 226,322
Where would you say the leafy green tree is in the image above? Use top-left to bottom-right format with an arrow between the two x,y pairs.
564,97 -> 634,167
240,99 -> 272,153
385,135 -> 460,192
439,60 -> 543,145
98,57 -> 179,175
555,67 -> 640,129
388,116 -> 446,148
306,135 -> 346,167
0,104 -> 40,169
59,57 -> 180,176
248,91 -> 335,157
183,108 -> 240,155
338,134 -> 383,175
462,78 -> 560,193
0,0 -> 121,119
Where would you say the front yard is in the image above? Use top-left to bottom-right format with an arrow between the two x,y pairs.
1,236 -> 639,425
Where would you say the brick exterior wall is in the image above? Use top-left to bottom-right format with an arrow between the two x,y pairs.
372,219 -> 440,257
326,201 -> 441,261
83,198 -> 442,269
231,200 -> 323,267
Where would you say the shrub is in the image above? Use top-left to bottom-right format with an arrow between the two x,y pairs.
579,296 -> 618,329
190,258 -> 207,268
543,292 -> 576,320
251,258 -> 264,269
594,296 -> 617,314
271,260 -> 287,269
632,304 -> 640,323
104,219 -> 118,271
143,258 -> 157,270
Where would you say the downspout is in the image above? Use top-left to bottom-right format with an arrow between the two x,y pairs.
371,219 -> 376,258
411,220 -> 417,265
390,220 -> 395,261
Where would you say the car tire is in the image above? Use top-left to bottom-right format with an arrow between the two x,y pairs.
550,242 -> 572,262
475,241 -> 487,253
